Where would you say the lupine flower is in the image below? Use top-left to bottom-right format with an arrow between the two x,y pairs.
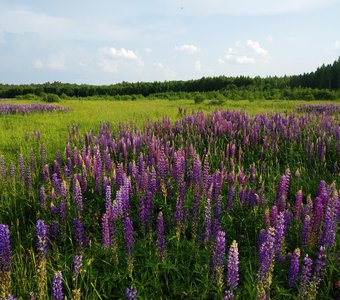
269,206 -> 278,227
51,220 -> 59,242
73,255 -> 83,277
125,286 -> 137,300
294,190 -> 303,221
36,220 -> 48,259
227,240 -> 239,290
257,227 -> 275,299
287,248 -> 300,287
204,198 -> 212,245
39,186 -> 46,209
0,224 -> 11,298
52,271 -> 63,300
301,215 -> 311,247
7,294 -> 17,300
274,212 -> 285,261
223,290 -> 234,299
73,218 -> 87,250
319,189 -> 338,248
156,212 -> 166,259
298,254 -> 313,298
124,216 -> 134,276
102,213 -> 110,249
74,179 -> 83,213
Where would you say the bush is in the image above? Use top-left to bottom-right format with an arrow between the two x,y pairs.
194,94 -> 205,104
41,93 -> 61,103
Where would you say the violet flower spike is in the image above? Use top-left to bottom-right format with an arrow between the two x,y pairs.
287,248 -> 300,287
227,240 -> 239,290
52,271 -> 63,300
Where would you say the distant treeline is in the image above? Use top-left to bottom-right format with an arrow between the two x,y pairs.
1,57 -> 339,100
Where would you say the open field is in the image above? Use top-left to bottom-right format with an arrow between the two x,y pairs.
1,98 -> 339,162
0,98 -> 339,299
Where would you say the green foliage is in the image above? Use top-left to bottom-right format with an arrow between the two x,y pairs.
194,94 -> 205,104
41,93 -> 61,103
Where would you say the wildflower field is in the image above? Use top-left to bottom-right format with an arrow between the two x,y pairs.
0,98 -> 339,299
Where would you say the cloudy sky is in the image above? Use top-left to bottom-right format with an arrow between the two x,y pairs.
1,0 -> 340,84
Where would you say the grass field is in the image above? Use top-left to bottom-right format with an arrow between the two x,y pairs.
0,98 -> 339,299
1,98 -> 338,162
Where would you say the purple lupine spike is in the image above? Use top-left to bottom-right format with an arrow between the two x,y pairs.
227,240 -> 239,290
36,220 -> 48,259
9,162 -> 15,182
0,224 -> 11,272
226,185 -> 235,213
274,211 -> 286,262
7,294 -> 17,300
212,229 -> 226,289
192,153 -> 202,185
39,186 -> 46,209
102,213 -> 110,249
52,271 -> 63,300
125,286 -> 137,300
223,290 -> 234,300
27,167 -> 32,191
294,190 -> 303,221
19,154 -> 25,182
156,212 -> 165,259
298,254 -> 313,298
288,248 -> 300,287
263,209 -> 270,228
301,215 -> 311,247
105,185 -> 112,212
40,144 -> 46,166
50,220 -> 59,241
270,205 -> 278,227
74,179 -> 83,213
149,167 -> 157,195
59,201 -> 66,222
312,246 -> 327,284
320,189 -> 338,248
73,255 -> 83,277
124,216 -> 134,257
0,156 -> 6,182
204,198 -> 212,245
73,218 -> 87,250
191,192 -> 201,242
258,227 -> 275,286
311,196 -> 323,240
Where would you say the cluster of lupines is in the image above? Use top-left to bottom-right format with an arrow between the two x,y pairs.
0,224 -> 11,299
296,103 -> 340,114
0,108 -> 338,298
0,103 -> 70,115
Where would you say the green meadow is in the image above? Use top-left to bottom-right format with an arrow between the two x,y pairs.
1,97 -> 338,161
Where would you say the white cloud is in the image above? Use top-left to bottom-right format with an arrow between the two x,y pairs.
145,47 -> 152,53
98,47 -> 144,73
102,47 -> 138,60
154,62 -> 164,68
334,40 -> 340,50
195,60 -> 202,72
47,54 -> 66,70
34,59 -> 44,69
174,44 -> 200,54
224,47 -> 255,65
218,58 -> 225,64
246,40 -> 270,59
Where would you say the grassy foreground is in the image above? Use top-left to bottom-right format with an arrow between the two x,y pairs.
0,98 -> 339,299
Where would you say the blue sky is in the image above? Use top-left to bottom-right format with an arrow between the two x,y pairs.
0,0 -> 340,84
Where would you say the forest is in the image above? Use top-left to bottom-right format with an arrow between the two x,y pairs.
0,57 -> 339,101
